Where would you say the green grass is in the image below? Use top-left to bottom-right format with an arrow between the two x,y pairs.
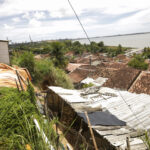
143,130 -> 150,149
0,86 -> 59,150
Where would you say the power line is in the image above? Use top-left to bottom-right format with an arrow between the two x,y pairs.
67,0 -> 91,44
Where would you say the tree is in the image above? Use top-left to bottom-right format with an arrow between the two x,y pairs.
72,41 -> 81,47
98,41 -> 104,47
90,41 -> 100,53
117,44 -> 123,54
64,40 -> 72,47
50,41 -> 68,68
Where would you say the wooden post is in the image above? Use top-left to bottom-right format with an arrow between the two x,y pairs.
126,137 -> 131,150
16,70 -> 24,91
60,100 -> 64,121
84,111 -> 98,150
27,77 -> 30,85
15,79 -> 20,92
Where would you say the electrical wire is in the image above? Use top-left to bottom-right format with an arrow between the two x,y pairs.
67,0 -> 91,44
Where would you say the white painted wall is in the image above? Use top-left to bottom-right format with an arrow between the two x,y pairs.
0,41 -> 10,64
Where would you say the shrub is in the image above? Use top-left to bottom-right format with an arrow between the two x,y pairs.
107,44 -> 124,57
54,67 -> 74,89
128,54 -> 149,70
72,41 -> 81,47
10,51 -> 22,65
143,47 -> 150,59
18,51 -> 35,76
34,59 -> 74,89
90,41 -> 100,53
11,52 -> 73,89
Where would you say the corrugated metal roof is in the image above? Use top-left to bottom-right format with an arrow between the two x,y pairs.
48,86 -> 150,149
49,86 -> 90,103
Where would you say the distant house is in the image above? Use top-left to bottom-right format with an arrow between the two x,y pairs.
0,40 -> 10,64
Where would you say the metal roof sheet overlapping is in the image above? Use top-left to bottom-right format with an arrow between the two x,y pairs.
48,86 -> 150,149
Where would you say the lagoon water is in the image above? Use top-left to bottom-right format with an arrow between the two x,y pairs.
77,33 -> 150,49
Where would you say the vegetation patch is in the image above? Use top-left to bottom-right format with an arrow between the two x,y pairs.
10,40 -> 129,59
128,54 -> 149,70
142,47 -> 150,59
82,83 -> 94,89
0,86 -> 58,149
11,51 -> 73,89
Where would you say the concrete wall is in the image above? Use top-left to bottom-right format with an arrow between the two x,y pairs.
0,41 -> 10,64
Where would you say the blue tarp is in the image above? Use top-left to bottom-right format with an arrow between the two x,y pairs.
78,111 -> 126,126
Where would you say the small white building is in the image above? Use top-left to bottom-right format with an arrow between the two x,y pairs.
0,40 -> 10,64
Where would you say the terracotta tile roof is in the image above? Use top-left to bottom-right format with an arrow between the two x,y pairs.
97,62 -> 126,69
66,63 -> 86,73
68,68 -> 93,83
68,64 -> 99,83
68,65 -> 115,83
129,71 -> 150,94
65,51 -> 74,57
68,61 -> 142,92
103,66 -> 140,90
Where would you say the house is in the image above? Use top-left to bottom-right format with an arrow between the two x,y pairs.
0,40 -> 10,64
129,71 -> 150,94
46,86 -> 149,150
103,66 -> 140,90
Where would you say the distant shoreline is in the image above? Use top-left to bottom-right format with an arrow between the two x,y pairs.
9,31 -> 150,44
74,32 -> 150,41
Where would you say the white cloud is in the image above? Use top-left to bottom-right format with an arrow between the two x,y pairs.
29,18 -> 42,27
33,11 -> 46,19
0,0 -> 150,42
3,24 -> 14,29
12,17 -> 20,22
1,0 -> 150,17
22,12 -> 30,19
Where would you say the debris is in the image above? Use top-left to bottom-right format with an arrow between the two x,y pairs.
0,63 -> 31,90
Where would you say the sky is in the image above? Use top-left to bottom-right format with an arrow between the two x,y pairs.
0,0 -> 150,42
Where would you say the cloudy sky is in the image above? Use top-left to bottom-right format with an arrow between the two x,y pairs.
0,0 -> 150,42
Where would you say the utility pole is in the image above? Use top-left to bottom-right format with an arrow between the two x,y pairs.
29,34 -> 33,43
